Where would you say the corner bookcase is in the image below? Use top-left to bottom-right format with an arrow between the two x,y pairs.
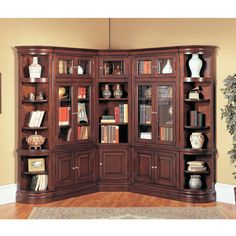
16,45 -> 217,203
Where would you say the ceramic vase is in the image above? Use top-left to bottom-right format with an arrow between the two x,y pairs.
190,132 -> 204,149
189,175 -> 202,189
113,84 -> 123,98
102,84 -> 111,99
162,59 -> 172,74
26,131 -> 46,150
29,57 -> 42,79
188,54 -> 202,77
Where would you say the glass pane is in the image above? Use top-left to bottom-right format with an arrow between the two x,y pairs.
157,58 -> 173,75
77,60 -> 91,75
77,86 -> 90,140
158,86 -> 173,142
138,85 -> 152,140
103,61 -> 124,75
137,60 -> 152,75
58,86 -> 72,143
58,59 -> 73,75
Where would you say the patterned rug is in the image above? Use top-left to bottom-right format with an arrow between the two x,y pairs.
28,207 -> 228,219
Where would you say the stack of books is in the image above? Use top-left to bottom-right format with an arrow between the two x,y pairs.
30,174 -> 48,191
101,115 -> 115,123
187,161 -> 207,172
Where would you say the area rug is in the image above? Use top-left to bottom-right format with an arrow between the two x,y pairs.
28,207 -> 228,219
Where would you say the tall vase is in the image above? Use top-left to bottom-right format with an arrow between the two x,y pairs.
188,54 -> 202,77
29,57 -> 42,79
190,132 -> 204,149
162,59 -> 172,74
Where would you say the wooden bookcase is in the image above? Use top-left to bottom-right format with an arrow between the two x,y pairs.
16,45 -> 217,203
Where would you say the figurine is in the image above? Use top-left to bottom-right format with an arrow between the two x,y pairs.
113,65 -> 121,75
189,86 -> 202,100
36,91 -> 44,101
29,93 -> 35,101
103,62 -> 111,75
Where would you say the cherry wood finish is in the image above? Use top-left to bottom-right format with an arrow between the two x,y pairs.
16,45 -> 217,203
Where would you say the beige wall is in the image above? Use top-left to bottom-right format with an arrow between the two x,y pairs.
0,18 -> 235,186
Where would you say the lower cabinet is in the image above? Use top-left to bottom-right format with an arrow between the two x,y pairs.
99,148 -> 128,180
55,149 -> 95,188
133,148 -> 178,188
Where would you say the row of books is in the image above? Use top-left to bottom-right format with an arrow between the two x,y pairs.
139,104 -> 151,124
159,127 -> 173,141
140,132 -> 152,140
58,60 -> 73,74
158,86 -> 173,98
30,174 -> 48,191
65,126 -> 89,141
138,61 -> 151,74
189,110 -> 205,127
100,104 -> 128,123
28,110 -> 45,127
187,161 -> 207,172
101,125 -> 119,143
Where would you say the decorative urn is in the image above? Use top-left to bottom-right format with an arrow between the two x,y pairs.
26,131 -> 46,150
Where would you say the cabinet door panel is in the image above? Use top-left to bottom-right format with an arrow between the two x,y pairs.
155,152 -> 176,187
134,149 -> 154,184
55,152 -> 74,187
99,149 -> 127,180
75,151 -> 95,184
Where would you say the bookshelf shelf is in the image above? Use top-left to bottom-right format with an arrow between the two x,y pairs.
183,77 -> 211,83
184,99 -> 210,103
22,171 -> 48,175
22,126 -> 48,131
22,99 -> 48,103
22,78 -> 49,83
99,122 -> 128,125
99,98 -> 128,101
184,126 -> 210,130
184,170 -> 209,174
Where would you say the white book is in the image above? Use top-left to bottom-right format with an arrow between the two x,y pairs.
124,104 -> 128,123
37,111 -> 45,127
35,175 -> 41,191
28,111 -> 37,127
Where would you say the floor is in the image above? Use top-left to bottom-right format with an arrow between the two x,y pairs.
0,192 -> 235,219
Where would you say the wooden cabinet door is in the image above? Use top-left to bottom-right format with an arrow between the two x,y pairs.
155,151 -> 177,187
75,150 -> 95,184
99,149 -> 128,180
133,149 -> 155,184
55,152 -> 74,188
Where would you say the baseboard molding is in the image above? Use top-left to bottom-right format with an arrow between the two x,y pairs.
0,184 -> 17,205
0,182 -> 235,205
215,183 -> 235,204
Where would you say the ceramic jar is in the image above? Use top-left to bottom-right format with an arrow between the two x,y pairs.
144,87 -> 152,99
29,57 -> 42,79
189,175 -> 202,189
113,84 -> 123,98
188,54 -> 202,77
102,84 -> 111,99
190,132 -> 204,149
162,59 -> 172,74
26,131 -> 46,150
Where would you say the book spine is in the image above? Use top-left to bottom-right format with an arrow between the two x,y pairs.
190,110 -> 198,126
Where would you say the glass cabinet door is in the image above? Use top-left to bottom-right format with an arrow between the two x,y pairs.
157,85 -> 174,142
156,56 -> 176,77
57,86 -> 73,144
76,59 -> 92,75
57,57 -> 73,75
136,60 -> 152,76
101,60 -> 124,76
137,85 -> 153,141
77,85 -> 91,141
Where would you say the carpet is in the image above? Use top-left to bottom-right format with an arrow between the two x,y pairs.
28,207 -> 228,219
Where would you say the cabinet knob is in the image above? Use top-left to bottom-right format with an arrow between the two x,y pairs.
72,167 -> 75,170
151,166 -> 155,169
75,166 -> 79,169
99,162 -> 103,166
155,166 -> 158,169
151,111 -> 157,114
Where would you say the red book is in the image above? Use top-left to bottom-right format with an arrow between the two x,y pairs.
114,106 -> 120,122
59,107 -> 70,125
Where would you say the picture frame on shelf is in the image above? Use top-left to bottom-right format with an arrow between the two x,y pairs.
28,158 -> 45,172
